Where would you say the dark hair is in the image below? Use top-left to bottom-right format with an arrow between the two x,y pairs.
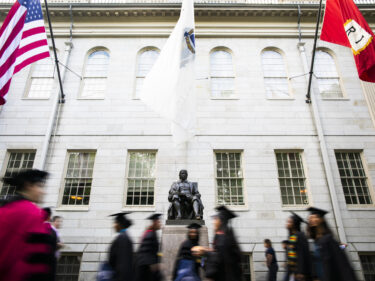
52,216 -> 62,222
43,207 -> 52,217
307,219 -> 332,240
264,239 -> 272,247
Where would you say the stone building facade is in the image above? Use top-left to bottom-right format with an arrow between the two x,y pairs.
1,0 -> 375,280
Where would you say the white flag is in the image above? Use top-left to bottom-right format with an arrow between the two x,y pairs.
139,0 -> 196,144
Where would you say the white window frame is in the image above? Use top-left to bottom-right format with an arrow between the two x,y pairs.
79,48 -> 110,100
241,252 -> 255,281
261,48 -> 293,100
124,150 -> 157,209
209,48 -> 237,100
214,150 -> 248,209
0,150 -> 36,199
23,51 -> 56,100
56,252 -> 82,281
133,47 -> 160,100
57,150 -> 96,211
274,150 -> 312,209
335,150 -> 375,208
315,48 -> 347,100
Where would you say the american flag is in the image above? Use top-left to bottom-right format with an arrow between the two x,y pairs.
0,0 -> 50,105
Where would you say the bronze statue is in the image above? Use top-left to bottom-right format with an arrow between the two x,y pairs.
168,170 -> 204,220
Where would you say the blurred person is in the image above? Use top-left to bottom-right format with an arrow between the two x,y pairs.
135,213 -> 163,281
192,205 -> 242,281
0,169 -> 55,281
286,212 -> 311,281
307,207 -> 357,281
108,212 -> 134,281
43,207 -> 58,280
264,239 -> 278,281
173,223 -> 202,281
281,240 -> 289,281
51,215 -> 64,259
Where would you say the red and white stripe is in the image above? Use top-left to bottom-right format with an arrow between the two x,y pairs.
0,0 -> 49,105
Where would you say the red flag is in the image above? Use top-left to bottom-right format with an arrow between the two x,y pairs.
321,0 -> 375,82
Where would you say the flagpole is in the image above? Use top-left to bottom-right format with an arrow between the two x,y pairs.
305,0 -> 324,103
43,0 -> 65,104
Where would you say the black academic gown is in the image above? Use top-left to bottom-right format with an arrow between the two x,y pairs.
135,230 -> 161,281
109,231 -> 134,281
204,233 -> 242,281
314,234 -> 357,281
288,231 -> 312,279
172,239 -> 200,280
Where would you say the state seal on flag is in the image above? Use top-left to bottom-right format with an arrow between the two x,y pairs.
344,19 -> 373,55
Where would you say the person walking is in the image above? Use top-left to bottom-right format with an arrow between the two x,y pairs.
135,213 -> 163,281
51,215 -> 64,259
193,206 -> 242,281
286,212 -> 312,281
108,212 -> 134,281
307,207 -> 357,281
173,223 -> 202,281
264,239 -> 278,281
0,169 -> 55,281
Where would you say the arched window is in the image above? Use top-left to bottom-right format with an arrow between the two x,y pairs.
81,49 -> 110,99
135,48 -> 159,98
315,50 -> 343,98
210,49 -> 235,98
27,55 -> 55,99
261,49 -> 290,99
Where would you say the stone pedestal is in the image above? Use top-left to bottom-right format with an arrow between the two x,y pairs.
161,221 -> 209,281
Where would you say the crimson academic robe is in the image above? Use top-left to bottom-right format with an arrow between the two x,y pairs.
0,196 -> 55,281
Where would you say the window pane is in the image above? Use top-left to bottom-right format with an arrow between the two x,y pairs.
360,254 -> 375,281
81,78 -> 107,98
276,152 -> 308,206
126,152 -> 156,206
262,50 -> 289,98
85,51 -> 110,77
215,152 -> 244,206
62,152 -> 95,205
210,50 -> 234,77
315,51 -> 343,98
335,152 -> 372,205
241,253 -> 252,281
56,254 -> 81,281
264,78 -> 290,99
135,49 -> 159,98
211,78 -> 235,98
1,152 -> 36,200
28,78 -> 55,98
27,57 -> 55,98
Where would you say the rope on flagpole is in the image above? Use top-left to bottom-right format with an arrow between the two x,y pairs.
306,0 -> 324,104
44,0 -> 65,104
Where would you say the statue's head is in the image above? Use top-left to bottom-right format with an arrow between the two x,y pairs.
179,169 -> 188,181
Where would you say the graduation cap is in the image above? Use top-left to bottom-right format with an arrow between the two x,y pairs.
290,212 -> 306,224
307,207 -> 329,217
2,169 -> 48,189
147,213 -> 162,221
187,223 -> 201,230
110,212 -> 132,229
214,205 -> 237,224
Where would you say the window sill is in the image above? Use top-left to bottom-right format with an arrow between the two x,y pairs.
21,97 -> 50,100
321,98 -> 350,101
77,97 -> 105,100
266,98 -> 295,101
210,97 -> 239,100
281,205 -> 310,211
216,205 -> 249,211
55,206 -> 90,212
347,205 -> 375,211
122,206 -> 156,212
